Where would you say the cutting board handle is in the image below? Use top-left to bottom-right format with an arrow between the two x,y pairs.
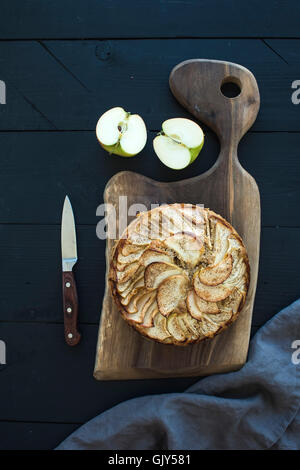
169,59 -> 260,159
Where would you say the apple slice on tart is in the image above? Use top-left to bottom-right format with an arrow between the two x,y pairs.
110,204 -> 250,345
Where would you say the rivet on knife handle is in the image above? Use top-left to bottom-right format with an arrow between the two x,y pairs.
62,271 -> 81,346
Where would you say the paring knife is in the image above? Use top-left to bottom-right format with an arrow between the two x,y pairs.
61,195 -> 81,346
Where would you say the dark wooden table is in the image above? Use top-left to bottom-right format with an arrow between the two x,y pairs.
0,1 -> 299,450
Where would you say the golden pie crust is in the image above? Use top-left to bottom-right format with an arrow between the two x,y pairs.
109,204 -> 250,345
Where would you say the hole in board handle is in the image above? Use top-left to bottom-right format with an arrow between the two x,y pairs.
220,76 -> 242,98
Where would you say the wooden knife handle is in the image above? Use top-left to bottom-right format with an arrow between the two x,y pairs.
62,271 -> 81,346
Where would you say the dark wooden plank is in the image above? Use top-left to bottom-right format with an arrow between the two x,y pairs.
0,2 -> 298,449
239,133 -> 300,228
0,1 -> 299,39
0,131 -> 299,226
0,225 -> 105,324
0,322 -> 213,422
265,39 -> 300,64
0,224 -> 298,327
0,421 -> 78,450
0,39 -> 300,131
255,227 -> 300,325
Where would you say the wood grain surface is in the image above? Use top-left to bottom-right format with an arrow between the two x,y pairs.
94,60 -> 261,380
0,39 -> 299,132
0,1 -> 298,38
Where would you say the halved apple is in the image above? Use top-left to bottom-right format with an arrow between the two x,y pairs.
153,118 -> 204,169
96,107 -> 147,157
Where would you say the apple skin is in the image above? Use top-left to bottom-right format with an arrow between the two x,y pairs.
96,107 -> 147,157
189,139 -> 204,164
153,135 -> 205,170
100,141 -> 136,157
153,117 -> 205,170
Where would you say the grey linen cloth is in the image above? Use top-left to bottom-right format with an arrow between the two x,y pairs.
57,299 -> 300,450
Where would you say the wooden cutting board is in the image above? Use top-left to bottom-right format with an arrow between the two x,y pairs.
94,59 -> 260,380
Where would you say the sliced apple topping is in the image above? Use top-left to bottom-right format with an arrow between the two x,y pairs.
129,229 -> 151,246
204,211 -> 212,250
200,310 -> 233,334
116,261 -> 140,282
186,289 -> 202,319
142,313 -> 172,342
164,232 -> 204,267
160,206 -> 196,235
153,118 -> 204,170
140,249 -> 173,267
196,295 -> 219,314
121,242 -> 146,257
193,272 -> 233,302
141,300 -> 159,328
144,262 -> 183,289
211,220 -> 231,264
116,258 -> 140,272
120,277 -> 145,306
193,248 -> 247,302
117,247 -> 146,265
96,107 -> 147,157
127,289 -> 152,315
119,274 -> 144,297
116,265 -> 143,292
166,313 -> 187,342
221,251 -> 247,291
167,313 -> 203,342
176,204 -> 205,226
186,289 -> 219,320
197,315 -> 221,337
177,313 -> 204,341
112,204 -> 249,345
221,289 -> 244,315
126,292 -> 156,324
199,254 -> 232,286
157,274 -> 189,316
139,211 -> 171,240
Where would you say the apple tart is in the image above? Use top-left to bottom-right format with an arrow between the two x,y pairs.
109,204 -> 250,345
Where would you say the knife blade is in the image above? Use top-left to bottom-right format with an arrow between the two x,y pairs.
61,195 -> 81,346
